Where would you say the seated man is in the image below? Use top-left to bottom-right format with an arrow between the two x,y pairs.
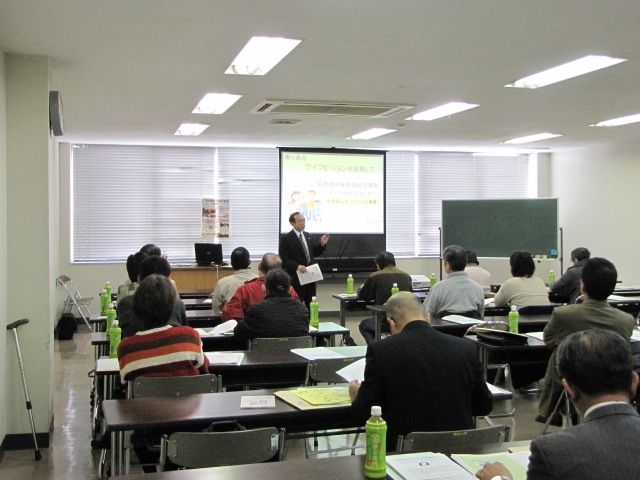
210,246 -> 257,316
222,253 -> 298,320
233,269 -> 309,343
424,245 -> 484,319
116,251 -> 147,305
549,246 -> 590,304
477,329 -> 640,480
117,255 -> 188,338
358,251 -> 413,344
117,274 -> 209,473
349,292 -> 492,451
537,257 -> 635,424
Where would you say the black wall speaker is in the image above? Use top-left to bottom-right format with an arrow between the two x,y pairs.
49,91 -> 64,136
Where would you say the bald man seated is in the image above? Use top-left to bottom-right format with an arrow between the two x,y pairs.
349,291 -> 492,450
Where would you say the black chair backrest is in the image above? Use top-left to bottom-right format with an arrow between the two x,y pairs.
517,304 -> 560,315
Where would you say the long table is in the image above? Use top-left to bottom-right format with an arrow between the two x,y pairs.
198,321 -> 350,351
92,322 -> 351,354
103,388 -> 358,476
365,303 -> 550,341
113,440 -> 532,479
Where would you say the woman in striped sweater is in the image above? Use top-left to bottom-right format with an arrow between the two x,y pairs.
118,274 -> 209,383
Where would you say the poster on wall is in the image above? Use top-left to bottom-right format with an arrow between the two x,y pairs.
202,199 -> 230,239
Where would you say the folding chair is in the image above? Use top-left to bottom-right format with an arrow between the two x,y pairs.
541,389 -> 578,434
396,424 -> 510,452
160,427 -> 283,469
99,375 -> 221,477
299,356 -> 365,458
517,304 -> 561,315
465,321 -> 516,418
56,275 -> 93,330
250,336 -> 313,351
129,374 -> 221,398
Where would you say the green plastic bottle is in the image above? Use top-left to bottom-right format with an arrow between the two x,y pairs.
430,273 -> 437,288
508,305 -> 519,334
104,280 -> 112,301
347,274 -> 354,295
106,302 -> 117,337
100,289 -> 109,316
548,270 -> 555,285
109,320 -> 122,358
391,283 -> 399,296
365,405 -> 387,478
310,296 -> 319,328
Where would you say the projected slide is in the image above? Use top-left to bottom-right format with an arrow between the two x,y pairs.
280,148 -> 385,234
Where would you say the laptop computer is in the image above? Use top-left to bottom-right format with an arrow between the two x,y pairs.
194,243 -> 224,266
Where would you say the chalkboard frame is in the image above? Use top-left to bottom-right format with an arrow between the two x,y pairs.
442,198 -> 558,258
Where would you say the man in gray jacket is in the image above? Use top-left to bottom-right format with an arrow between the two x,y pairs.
476,328 -> 640,480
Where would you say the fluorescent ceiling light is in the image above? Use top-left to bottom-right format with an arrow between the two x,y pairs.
174,123 -> 209,136
192,93 -> 242,114
505,55 -> 627,89
225,36 -> 302,75
592,113 -> 640,127
407,102 -> 479,121
502,133 -> 561,144
348,128 -> 396,140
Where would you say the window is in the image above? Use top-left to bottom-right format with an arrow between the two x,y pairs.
71,144 -> 278,262
71,145 -> 529,262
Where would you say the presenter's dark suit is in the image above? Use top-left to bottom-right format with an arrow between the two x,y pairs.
279,229 -> 326,308
351,320 -> 492,450
527,403 -> 640,479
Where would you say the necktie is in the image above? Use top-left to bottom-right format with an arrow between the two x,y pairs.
299,233 -> 311,264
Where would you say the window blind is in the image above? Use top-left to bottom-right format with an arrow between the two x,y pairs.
72,144 -> 278,262
71,144 -> 529,262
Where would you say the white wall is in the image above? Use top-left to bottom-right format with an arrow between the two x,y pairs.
551,140 -> 640,285
4,54 -> 56,437
0,49 -> 8,446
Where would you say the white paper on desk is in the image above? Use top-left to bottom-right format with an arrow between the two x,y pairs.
206,352 -> 244,365
195,328 -> 215,336
202,298 -> 212,304
291,347 -> 344,360
240,395 -> 276,409
337,358 -> 366,383
451,452 -> 528,480
526,331 -> 545,341
297,263 -> 324,285
484,298 -> 495,306
335,293 -> 358,299
442,315 -> 483,325
607,294 -> 629,301
212,319 -> 237,334
486,382 -> 510,396
387,452 -> 475,480
631,329 -> 640,342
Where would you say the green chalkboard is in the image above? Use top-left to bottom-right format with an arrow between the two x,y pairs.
442,199 -> 558,258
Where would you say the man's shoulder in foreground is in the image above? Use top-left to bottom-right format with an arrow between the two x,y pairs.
529,403 -> 640,478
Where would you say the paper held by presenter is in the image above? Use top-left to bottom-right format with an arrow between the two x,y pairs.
297,263 -> 324,285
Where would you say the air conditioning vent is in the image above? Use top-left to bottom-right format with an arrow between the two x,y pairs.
251,99 -> 414,118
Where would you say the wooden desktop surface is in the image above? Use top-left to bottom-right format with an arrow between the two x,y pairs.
103,388 -> 356,434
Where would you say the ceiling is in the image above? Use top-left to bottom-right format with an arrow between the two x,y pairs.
1,0 -> 639,153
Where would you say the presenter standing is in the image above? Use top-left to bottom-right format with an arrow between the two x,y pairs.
279,212 -> 330,309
